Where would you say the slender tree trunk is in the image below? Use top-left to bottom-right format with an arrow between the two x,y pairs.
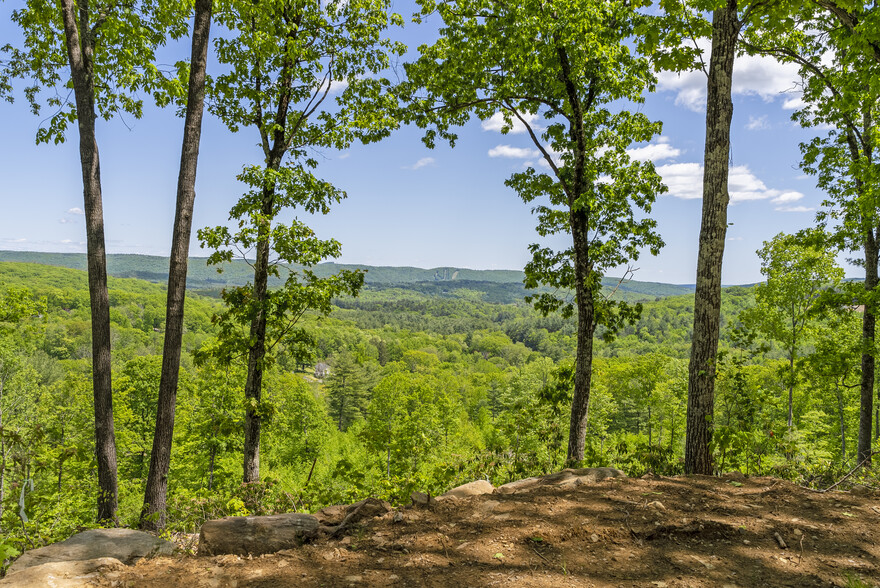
567,208 -> 596,463
141,0 -> 212,530
788,354 -> 795,430
857,231 -> 877,463
208,442 -> 216,491
242,180 -> 275,483
837,384 -> 846,461
685,1 -> 739,476
59,0 -> 118,523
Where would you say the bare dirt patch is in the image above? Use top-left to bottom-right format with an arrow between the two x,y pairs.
100,475 -> 879,587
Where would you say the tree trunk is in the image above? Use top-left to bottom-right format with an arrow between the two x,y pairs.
837,384 -> 846,462
788,355 -> 795,430
141,0 -> 212,531
242,181 -> 275,483
567,207 -> 596,463
59,0 -> 118,523
857,231 -> 877,463
685,1 -> 739,476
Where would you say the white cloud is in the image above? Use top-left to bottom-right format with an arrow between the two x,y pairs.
771,191 -> 805,204
482,111 -> 540,134
727,236 -> 744,241
657,40 -> 802,112
657,162 -> 804,204
488,144 -> 540,159
775,205 -> 815,212
746,115 -> 770,130
655,162 -> 704,199
405,157 -> 436,170
59,218 -> 71,224
626,138 -> 681,162
67,207 -> 84,215
316,76 -> 348,94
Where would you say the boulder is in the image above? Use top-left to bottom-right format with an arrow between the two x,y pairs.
331,498 -> 393,537
410,491 -> 436,507
437,480 -> 495,501
496,467 -> 626,495
199,513 -> 319,556
8,528 -> 173,574
314,504 -> 348,526
0,557 -> 124,587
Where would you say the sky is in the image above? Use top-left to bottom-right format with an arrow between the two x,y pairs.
0,3 -> 837,285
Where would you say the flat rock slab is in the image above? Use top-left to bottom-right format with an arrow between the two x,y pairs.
199,513 -> 319,556
8,528 -> 173,574
0,557 -> 125,587
437,480 -> 495,500
496,467 -> 626,494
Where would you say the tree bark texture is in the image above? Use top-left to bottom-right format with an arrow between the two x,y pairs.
858,231 -> 877,463
242,177 -> 277,483
141,0 -> 212,530
567,208 -> 596,463
59,0 -> 118,523
685,1 -> 739,476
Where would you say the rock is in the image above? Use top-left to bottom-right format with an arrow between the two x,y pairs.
199,513 -> 319,556
647,500 -> 666,512
723,471 -> 746,480
314,504 -> 348,526
437,480 -> 495,500
496,468 -> 626,495
410,491 -> 436,507
331,498 -> 393,537
495,476 -> 542,495
8,528 -> 173,574
0,557 -> 125,587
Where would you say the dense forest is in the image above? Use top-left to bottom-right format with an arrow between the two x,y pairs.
0,258 -> 870,559
2,0 -> 880,575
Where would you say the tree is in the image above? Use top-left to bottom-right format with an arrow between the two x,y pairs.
198,0 -> 402,483
745,2 -> 880,463
326,351 -> 370,432
141,0 -> 213,531
654,0 -> 792,474
740,232 -> 843,432
402,0 -> 665,464
8,0 -> 189,522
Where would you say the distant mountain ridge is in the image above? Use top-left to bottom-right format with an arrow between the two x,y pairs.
0,250 -> 696,300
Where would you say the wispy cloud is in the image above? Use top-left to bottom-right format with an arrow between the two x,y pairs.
775,205 -> 815,213
482,112 -> 540,134
405,157 -> 436,170
67,207 -> 84,215
488,145 -> 540,159
657,162 -> 805,205
626,137 -> 681,162
657,40 -> 802,112
746,115 -> 770,130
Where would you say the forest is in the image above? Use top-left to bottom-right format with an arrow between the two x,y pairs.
1,0 -> 880,573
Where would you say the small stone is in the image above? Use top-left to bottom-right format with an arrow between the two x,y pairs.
792,529 -> 803,537
339,537 -> 352,546
647,501 -> 666,512
742,540 -> 750,545
393,512 -> 403,523
344,575 -> 362,582
410,492 -> 435,507
590,534 -> 599,543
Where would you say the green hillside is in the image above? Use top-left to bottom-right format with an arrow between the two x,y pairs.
0,250 -> 695,301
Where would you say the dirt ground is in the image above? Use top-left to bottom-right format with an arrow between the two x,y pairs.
100,474 -> 879,587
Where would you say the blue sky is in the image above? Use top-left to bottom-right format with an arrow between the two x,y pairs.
0,4 -> 832,285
